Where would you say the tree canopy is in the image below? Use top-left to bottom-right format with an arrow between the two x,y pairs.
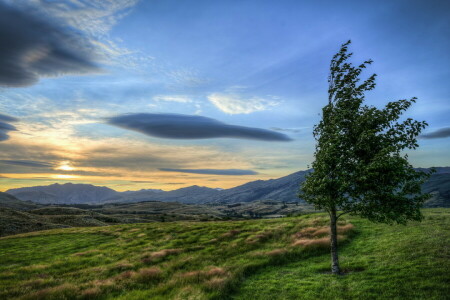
301,41 -> 432,274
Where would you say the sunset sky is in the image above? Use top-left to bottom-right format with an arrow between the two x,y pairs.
0,0 -> 449,191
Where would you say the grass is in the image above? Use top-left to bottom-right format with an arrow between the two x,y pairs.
0,209 -> 448,299
235,209 -> 450,300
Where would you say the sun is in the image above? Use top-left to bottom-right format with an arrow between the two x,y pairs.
56,161 -> 75,171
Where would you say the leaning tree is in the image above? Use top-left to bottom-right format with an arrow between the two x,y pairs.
300,41 -> 432,275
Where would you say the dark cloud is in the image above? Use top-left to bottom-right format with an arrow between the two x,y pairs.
0,121 -> 17,132
159,168 -> 258,175
0,113 -> 18,141
0,160 -> 54,168
0,114 -> 19,123
420,127 -> 450,139
0,2 -> 99,87
107,113 -> 292,141
0,131 -> 9,142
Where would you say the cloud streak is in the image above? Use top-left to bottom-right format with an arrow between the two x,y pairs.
159,168 -> 258,175
420,127 -> 450,139
0,160 -> 54,168
208,93 -> 279,114
0,2 -> 100,87
0,113 -> 18,141
106,113 -> 292,141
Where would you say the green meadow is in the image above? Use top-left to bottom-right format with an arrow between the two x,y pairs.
0,209 -> 448,300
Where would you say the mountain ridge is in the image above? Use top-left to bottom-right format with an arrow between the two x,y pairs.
5,167 -> 450,207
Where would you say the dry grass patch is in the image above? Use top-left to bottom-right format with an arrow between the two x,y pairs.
220,229 -> 241,238
21,264 -> 49,271
137,233 -> 146,237
294,223 -> 354,240
114,270 -> 137,281
141,248 -> 183,263
204,276 -> 229,291
134,267 -> 163,283
246,230 -> 274,244
91,278 -> 115,288
177,270 -> 203,283
266,248 -> 288,256
205,267 -> 228,277
109,261 -> 133,272
292,237 -> 330,249
81,287 -> 102,298
22,283 -> 78,300
338,223 -> 354,234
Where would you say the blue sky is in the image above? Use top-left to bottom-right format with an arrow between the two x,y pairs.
0,0 -> 449,191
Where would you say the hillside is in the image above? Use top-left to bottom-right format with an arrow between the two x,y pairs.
0,209 -> 448,299
0,201 -> 231,237
6,167 -> 449,206
0,192 -> 41,210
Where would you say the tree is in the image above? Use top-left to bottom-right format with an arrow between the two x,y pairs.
300,41 -> 432,275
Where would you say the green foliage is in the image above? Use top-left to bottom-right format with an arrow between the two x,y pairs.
301,40 -> 432,224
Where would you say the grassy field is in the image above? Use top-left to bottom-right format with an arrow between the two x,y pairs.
0,209 -> 448,299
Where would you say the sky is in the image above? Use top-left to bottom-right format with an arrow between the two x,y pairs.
0,0 -> 449,192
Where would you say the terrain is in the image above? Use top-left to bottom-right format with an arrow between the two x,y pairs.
0,209 -> 448,299
2,167 -> 448,236
6,168 -> 450,206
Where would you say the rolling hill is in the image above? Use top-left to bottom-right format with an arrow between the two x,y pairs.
0,209 -> 448,299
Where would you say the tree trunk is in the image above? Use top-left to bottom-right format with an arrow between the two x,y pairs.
330,209 -> 341,274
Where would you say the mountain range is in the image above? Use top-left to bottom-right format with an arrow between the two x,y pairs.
5,167 -> 450,207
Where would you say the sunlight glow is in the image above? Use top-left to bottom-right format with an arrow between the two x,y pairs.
56,161 -> 75,171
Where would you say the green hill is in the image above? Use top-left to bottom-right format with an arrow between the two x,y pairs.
0,209 -> 448,299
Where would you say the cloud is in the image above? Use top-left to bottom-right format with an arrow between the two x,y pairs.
0,121 -> 17,132
0,2 -> 100,87
10,0 -> 153,70
0,131 -> 9,142
270,127 -> 302,133
159,168 -> 258,175
106,113 -> 292,141
0,113 -> 18,141
0,113 -> 19,123
0,160 -> 54,168
420,127 -> 450,139
153,95 -> 193,103
208,93 -> 279,114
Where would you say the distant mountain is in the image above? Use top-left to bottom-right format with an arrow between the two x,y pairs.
7,183 -> 118,204
208,170 -> 309,204
6,167 -> 450,207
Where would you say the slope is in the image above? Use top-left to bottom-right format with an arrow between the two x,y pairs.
0,209 -> 447,300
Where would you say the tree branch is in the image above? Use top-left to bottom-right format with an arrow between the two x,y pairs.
336,210 -> 353,219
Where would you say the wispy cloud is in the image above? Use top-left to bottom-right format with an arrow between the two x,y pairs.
159,168 -> 258,175
420,127 -> 450,139
0,160 -> 54,168
153,95 -> 193,103
208,93 -> 279,114
106,113 -> 292,141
